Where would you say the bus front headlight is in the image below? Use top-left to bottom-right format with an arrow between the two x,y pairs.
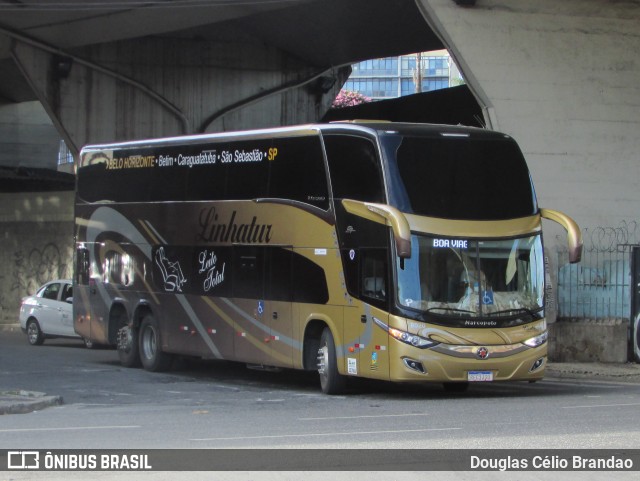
523,331 -> 548,348
373,317 -> 439,349
388,327 -> 439,349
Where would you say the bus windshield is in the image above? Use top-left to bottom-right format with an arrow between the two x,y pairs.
396,234 -> 544,319
382,134 -> 537,220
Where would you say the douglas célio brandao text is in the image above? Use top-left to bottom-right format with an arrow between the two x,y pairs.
470,454 -> 634,471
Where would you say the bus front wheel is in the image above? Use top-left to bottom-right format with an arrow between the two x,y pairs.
139,314 -> 172,372
317,327 -> 346,395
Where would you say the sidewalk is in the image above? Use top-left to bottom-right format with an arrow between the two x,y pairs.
545,361 -> 640,382
2,361 -> 640,415
0,390 -> 63,415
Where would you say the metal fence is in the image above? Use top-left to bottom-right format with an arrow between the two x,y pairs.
556,224 -> 637,321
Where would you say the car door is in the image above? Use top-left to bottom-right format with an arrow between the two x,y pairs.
58,282 -> 75,336
36,282 -> 65,335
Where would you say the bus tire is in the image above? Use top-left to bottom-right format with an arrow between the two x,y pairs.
117,322 -> 141,368
317,327 -> 346,395
139,314 -> 172,372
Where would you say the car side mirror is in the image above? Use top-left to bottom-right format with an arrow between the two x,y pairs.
65,297 -> 73,304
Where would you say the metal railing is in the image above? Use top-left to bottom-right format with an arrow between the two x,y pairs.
556,224 -> 636,321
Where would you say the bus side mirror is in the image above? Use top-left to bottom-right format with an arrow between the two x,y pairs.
342,199 -> 412,259
540,208 -> 583,263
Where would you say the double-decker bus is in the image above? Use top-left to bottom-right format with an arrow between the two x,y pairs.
73,121 -> 582,394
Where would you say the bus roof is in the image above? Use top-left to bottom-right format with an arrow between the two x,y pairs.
80,121 -> 511,153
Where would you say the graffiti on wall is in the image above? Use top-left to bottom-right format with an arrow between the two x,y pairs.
0,240 -> 72,322
12,242 -> 72,294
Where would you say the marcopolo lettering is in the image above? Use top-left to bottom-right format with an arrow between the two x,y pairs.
198,207 -> 273,244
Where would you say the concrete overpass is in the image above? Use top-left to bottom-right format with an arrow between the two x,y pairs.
0,0 -> 442,165
1,0 -> 640,360
0,0 -> 637,228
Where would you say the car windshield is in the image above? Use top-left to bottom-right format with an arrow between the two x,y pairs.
396,234 -> 544,319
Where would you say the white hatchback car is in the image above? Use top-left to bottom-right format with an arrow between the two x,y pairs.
19,279 -> 91,347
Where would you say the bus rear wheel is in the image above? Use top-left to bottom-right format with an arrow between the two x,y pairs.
317,327 -> 345,395
139,314 -> 172,372
117,322 -> 141,368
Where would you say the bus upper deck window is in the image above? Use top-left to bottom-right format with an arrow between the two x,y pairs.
323,135 -> 385,203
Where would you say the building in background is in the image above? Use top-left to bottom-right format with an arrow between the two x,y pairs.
57,140 -> 74,173
343,50 -> 463,100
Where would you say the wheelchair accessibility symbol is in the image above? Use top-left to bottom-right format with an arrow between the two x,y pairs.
482,290 -> 494,305
257,300 -> 264,315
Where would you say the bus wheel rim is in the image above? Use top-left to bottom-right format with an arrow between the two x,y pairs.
317,345 -> 328,376
142,326 -> 156,360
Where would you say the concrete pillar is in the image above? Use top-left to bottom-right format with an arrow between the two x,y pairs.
418,0 -> 640,239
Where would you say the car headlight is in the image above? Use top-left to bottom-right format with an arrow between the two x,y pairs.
523,331 -> 548,348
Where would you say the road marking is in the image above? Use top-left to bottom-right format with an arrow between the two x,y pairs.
299,413 -> 430,421
0,425 -> 140,433
191,427 -> 460,442
98,391 -> 132,397
562,402 -> 640,409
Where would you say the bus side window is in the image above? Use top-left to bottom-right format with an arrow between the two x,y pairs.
267,136 -> 329,210
76,247 -> 90,285
360,249 -> 388,307
323,135 -> 385,203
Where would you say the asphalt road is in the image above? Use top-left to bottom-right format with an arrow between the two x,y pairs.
2,328 -> 640,479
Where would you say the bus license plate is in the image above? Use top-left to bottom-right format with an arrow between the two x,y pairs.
468,371 -> 493,382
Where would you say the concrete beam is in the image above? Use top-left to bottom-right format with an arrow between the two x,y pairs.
10,35 -> 348,157
0,101 -> 60,169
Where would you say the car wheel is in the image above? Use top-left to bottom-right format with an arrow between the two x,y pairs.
26,319 -> 45,346
117,322 -> 141,367
317,327 -> 346,394
139,314 -> 172,372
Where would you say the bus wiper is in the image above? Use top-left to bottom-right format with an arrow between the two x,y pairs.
485,307 -> 542,318
426,307 -> 476,316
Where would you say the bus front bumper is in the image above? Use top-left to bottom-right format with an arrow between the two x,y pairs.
389,342 -> 547,383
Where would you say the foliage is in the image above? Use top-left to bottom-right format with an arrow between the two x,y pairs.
331,89 -> 371,109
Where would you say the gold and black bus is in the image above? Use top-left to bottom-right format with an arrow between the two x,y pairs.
74,121 -> 582,394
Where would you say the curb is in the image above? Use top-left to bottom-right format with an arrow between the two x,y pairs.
0,323 -> 21,332
0,390 -> 64,415
546,362 -> 640,383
